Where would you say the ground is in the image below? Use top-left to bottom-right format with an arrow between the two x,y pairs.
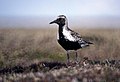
0,60 -> 120,82
0,28 -> 120,82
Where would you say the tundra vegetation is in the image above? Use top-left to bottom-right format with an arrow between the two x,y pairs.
0,28 -> 120,82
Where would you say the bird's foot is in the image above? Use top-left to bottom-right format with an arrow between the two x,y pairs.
66,61 -> 80,67
75,60 -> 79,65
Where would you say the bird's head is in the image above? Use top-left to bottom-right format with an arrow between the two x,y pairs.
49,15 -> 68,26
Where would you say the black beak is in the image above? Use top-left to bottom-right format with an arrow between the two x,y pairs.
49,20 -> 56,24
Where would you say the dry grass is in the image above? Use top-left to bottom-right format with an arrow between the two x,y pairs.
0,28 -> 120,67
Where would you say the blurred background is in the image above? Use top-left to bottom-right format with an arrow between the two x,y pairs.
0,0 -> 120,28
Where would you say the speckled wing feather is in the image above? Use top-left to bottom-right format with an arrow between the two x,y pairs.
69,29 -> 90,47
69,29 -> 83,41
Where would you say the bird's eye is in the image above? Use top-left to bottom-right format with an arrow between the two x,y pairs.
58,18 -> 62,21
59,18 -> 65,22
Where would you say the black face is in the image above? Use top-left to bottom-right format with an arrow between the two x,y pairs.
50,18 -> 65,26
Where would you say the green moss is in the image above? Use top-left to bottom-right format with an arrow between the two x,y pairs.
47,53 -> 66,61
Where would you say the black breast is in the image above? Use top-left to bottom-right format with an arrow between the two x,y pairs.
57,39 -> 81,51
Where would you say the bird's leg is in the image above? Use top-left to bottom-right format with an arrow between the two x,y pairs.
67,51 -> 70,63
75,50 -> 78,63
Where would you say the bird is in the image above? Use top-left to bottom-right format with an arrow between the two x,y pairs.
49,15 -> 93,63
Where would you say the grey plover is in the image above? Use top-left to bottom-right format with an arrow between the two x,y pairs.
50,15 -> 93,63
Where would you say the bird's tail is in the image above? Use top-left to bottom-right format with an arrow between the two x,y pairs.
87,41 -> 93,44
